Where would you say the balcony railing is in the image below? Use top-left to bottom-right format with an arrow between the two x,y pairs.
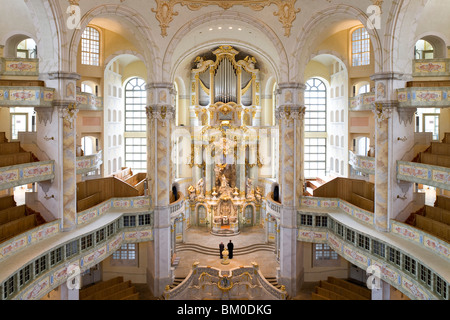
349,93 -> 375,111
397,160 -> 450,191
412,59 -> 450,77
0,58 -> 39,77
76,151 -> 103,175
0,86 -> 55,107
349,150 -> 375,175
76,92 -> 103,111
397,87 -> 450,108
0,160 -> 55,191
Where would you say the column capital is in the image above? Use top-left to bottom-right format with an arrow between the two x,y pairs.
146,105 -> 175,125
372,102 -> 397,127
146,82 -> 176,108
275,106 -> 306,121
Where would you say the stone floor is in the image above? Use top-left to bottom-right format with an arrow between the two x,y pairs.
173,225 -> 279,279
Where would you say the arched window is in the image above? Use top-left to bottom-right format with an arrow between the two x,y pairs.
415,39 -> 434,60
125,77 -> 147,132
305,78 -> 327,132
16,38 -> 37,59
304,78 -> 327,179
124,77 -> 147,173
352,27 -> 370,66
81,26 -> 100,66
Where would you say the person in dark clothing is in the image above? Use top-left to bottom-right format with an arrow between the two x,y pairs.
227,240 -> 234,259
219,242 -> 225,259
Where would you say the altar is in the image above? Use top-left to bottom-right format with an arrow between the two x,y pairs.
182,45 -> 268,236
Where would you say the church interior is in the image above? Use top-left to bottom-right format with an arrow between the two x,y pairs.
0,0 -> 449,301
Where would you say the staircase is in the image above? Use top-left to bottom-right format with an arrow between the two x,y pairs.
304,177 -> 332,196
167,277 -> 186,290
175,242 -> 276,257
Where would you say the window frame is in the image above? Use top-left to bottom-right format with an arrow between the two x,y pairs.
81,26 -> 101,66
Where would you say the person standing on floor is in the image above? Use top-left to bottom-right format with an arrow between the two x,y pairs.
219,242 -> 225,259
227,240 -> 234,259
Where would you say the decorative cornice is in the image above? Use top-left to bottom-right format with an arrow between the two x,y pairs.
151,0 -> 300,37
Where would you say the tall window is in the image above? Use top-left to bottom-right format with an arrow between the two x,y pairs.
125,77 -> 147,132
305,78 -> 327,132
304,138 -> 327,179
304,78 -> 327,179
124,77 -> 147,173
352,27 -> 370,66
81,26 -> 100,66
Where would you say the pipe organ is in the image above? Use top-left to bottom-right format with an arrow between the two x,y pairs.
191,45 -> 260,127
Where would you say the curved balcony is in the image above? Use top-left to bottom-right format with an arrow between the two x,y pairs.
349,93 -> 375,111
412,59 -> 450,78
397,160 -> 450,192
0,86 -> 55,108
76,151 -> 103,175
298,196 -> 449,300
265,192 -> 281,219
0,58 -> 39,77
76,92 -> 103,111
0,160 -> 55,191
0,195 -> 153,300
349,150 -> 375,176
163,262 -> 287,300
169,192 -> 185,218
397,87 -> 450,108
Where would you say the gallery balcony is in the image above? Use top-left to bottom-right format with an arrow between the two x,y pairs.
349,92 -> 375,111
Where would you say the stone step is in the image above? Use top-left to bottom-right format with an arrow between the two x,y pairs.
176,243 -> 276,256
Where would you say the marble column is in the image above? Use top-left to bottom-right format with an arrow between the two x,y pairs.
35,72 -> 80,231
370,73 -> 412,231
275,83 -> 306,297
145,83 -> 176,296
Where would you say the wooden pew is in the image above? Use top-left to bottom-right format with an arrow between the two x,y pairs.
0,195 -> 16,211
430,142 -> 450,157
0,132 -> 7,143
121,293 -> 139,300
0,152 -> 32,168
327,277 -> 372,299
320,281 -> 369,300
311,292 -> 331,300
77,192 -> 101,213
424,206 -> 450,226
435,195 -> 450,212
420,153 -> 450,168
79,277 -> 124,300
415,215 -> 450,242
104,287 -> 137,300
83,281 -> 133,300
316,287 -> 349,300
0,142 -> 21,155
0,205 -> 28,226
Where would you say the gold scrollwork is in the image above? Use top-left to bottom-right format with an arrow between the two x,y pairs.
151,0 -> 300,37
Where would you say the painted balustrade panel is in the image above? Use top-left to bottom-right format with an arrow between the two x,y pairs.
413,59 -> 450,77
0,160 -> 55,191
76,92 -> 103,110
76,151 -> 103,175
299,219 -> 442,300
0,220 -> 60,261
0,87 -> 54,107
76,196 -> 151,225
397,87 -> 450,108
0,58 -> 39,76
349,151 -> 375,175
397,161 -> 450,191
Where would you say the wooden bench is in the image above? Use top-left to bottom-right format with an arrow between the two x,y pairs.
0,214 -> 36,242
430,142 -> 450,157
121,293 -> 139,300
420,153 -> 450,168
104,287 -> 137,300
0,205 -> 29,226
315,287 -> 349,300
320,280 -> 369,300
424,206 -> 450,226
77,192 -> 101,213
327,277 -> 372,299
0,132 -> 7,143
351,193 -> 374,212
0,142 -> 21,155
0,195 -> 16,211
436,195 -> 450,212
83,280 -> 133,300
0,152 -> 32,168
415,215 -> 450,242
80,276 -> 124,300
311,292 -> 331,300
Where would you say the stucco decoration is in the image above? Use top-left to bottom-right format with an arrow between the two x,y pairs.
151,0 -> 300,37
